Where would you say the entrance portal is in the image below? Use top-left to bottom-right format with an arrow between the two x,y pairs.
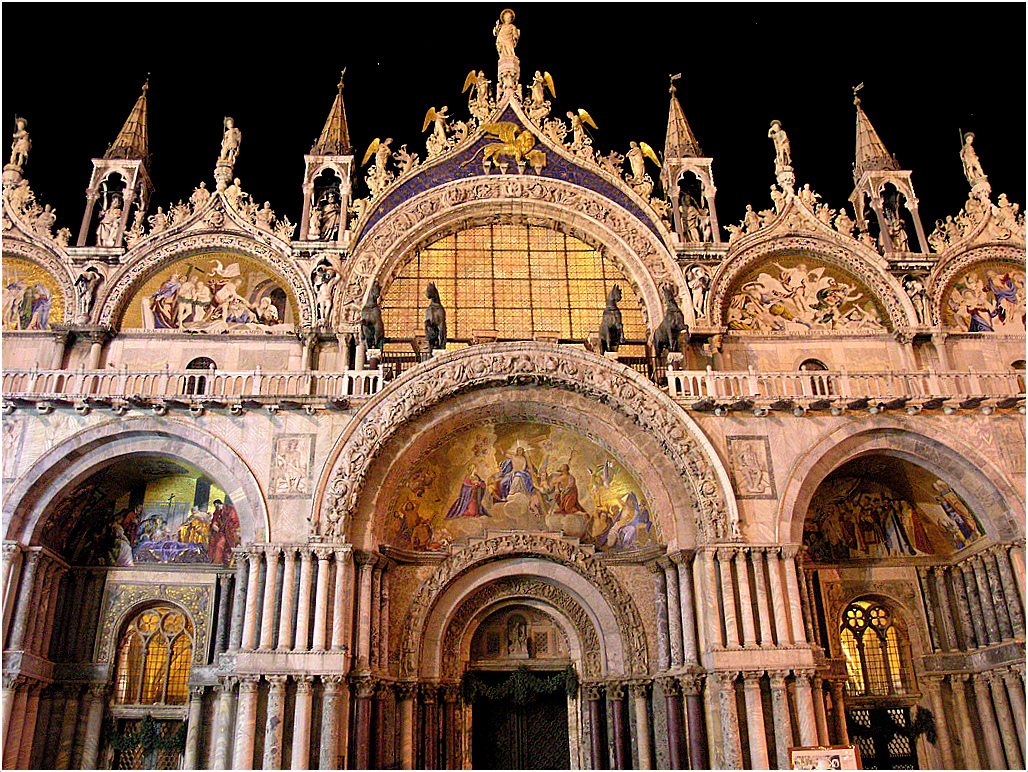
469,670 -> 571,770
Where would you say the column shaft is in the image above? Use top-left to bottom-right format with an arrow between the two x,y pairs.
703,550 -> 723,647
215,573 -> 233,653
54,687 -> 82,769
949,675 -> 980,768
1001,669 -> 1026,753
683,683 -> 708,770
971,674 -> 1006,768
792,672 -> 818,746
675,553 -> 699,664
80,687 -> 106,770
370,565 -> 383,668
917,567 -> 942,652
812,677 -> 830,746
184,688 -> 205,769
752,549 -> 774,647
263,677 -> 287,769
240,552 -> 262,651
951,566 -> 978,648
769,673 -> 794,770
212,681 -> 236,770
397,687 -> 415,771
828,681 -> 848,745
742,674 -> 769,769
356,556 -> 374,670
766,550 -> 790,645
232,678 -> 260,770
313,550 -> 332,651
609,686 -> 629,769
631,684 -> 652,771
783,552 -> 807,644
960,566 -> 988,646
331,549 -> 352,651
259,548 -> 280,650
924,678 -> 955,769
7,551 -> 40,651
586,690 -> 608,770
983,553 -> 1013,640
229,553 -> 247,651
291,677 -> 314,769
320,678 -> 343,770
988,672 -> 1023,768
972,557 -> 1000,644
653,566 -> 670,670
716,673 -> 742,769
993,546 -> 1026,637
664,560 -> 684,666
277,548 -> 298,650
734,551 -> 757,647
931,567 -> 957,651
295,549 -> 314,651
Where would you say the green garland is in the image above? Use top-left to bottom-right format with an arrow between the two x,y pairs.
463,665 -> 579,706
102,715 -> 188,753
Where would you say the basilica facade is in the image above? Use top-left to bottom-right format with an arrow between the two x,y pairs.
2,9 -> 1025,771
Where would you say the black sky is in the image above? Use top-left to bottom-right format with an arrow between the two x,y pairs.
4,3 -> 1025,240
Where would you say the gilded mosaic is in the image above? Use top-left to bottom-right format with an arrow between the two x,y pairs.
120,251 -> 297,331
726,258 -> 887,333
2,256 -> 64,330
384,421 -> 658,553
943,262 -> 1025,332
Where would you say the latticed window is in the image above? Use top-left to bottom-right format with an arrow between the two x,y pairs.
380,224 -> 646,342
840,599 -> 909,697
113,604 -> 193,706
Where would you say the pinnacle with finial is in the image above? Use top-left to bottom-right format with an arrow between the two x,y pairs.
852,85 -> 899,181
311,69 -> 352,156
104,77 -> 150,163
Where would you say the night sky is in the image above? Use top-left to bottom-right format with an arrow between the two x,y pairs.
4,3 -> 1024,241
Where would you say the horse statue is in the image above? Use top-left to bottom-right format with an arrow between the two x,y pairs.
424,282 -> 447,352
598,284 -> 623,353
652,284 -> 688,359
361,281 -> 385,350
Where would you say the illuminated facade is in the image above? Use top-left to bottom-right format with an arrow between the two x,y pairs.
2,9 -> 1025,770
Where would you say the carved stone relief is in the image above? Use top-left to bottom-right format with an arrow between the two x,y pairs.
269,434 -> 315,498
726,435 -> 777,500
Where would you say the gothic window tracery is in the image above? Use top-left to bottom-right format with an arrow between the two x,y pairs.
113,603 -> 194,706
840,598 -> 912,698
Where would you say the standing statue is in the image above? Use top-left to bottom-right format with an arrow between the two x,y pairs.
219,117 -> 241,165
96,198 -> 123,247
960,132 -> 986,184
687,265 -> 711,318
493,8 -> 520,58
361,281 -> 385,350
768,120 -> 791,169
190,182 -> 211,211
598,284 -> 624,353
311,260 -> 339,325
74,266 -> 104,318
424,282 -> 447,352
9,116 -> 30,168
902,274 -> 930,325
318,190 -> 341,240
652,284 -> 688,359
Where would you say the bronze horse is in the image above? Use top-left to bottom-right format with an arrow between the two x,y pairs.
653,284 -> 687,359
425,282 -> 447,352
361,281 -> 385,350
599,284 -> 623,353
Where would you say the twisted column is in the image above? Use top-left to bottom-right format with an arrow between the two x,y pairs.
291,676 -> 314,769
277,547 -> 298,650
320,676 -> 345,770
742,672 -> 769,769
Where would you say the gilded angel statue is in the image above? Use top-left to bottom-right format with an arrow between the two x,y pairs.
362,138 -> 393,175
422,106 -> 450,146
567,108 -> 598,148
627,141 -> 661,179
531,71 -> 556,108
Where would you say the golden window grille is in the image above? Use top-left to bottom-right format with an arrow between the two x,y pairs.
840,599 -> 908,697
380,224 -> 646,343
113,604 -> 193,706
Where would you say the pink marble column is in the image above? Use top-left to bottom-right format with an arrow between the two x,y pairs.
355,553 -> 375,671
312,548 -> 333,651
783,548 -> 807,644
680,673 -> 708,770
295,548 -> 314,651
396,682 -> 417,771
734,549 -> 757,647
331,547 -> 353,652
742,672 -> 769,769
584,684 -> 608,770
717,549 -> 740,647
291,676 -> 314,769
765,549 -> 791,645
277,547 -> 298,650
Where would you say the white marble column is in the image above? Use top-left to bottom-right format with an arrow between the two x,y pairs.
765,548 -> 791,645
277,547 -> 298,650
734,550 -> 757,647
812,676 -> 830,746
370,562 -> 383,669
717,549 -> 740,648
80,684 -> 107,770
312,548 -> 333,651
751,548 -> 774,647
291,676 -> 314,769
971,673 -> 1006,768
356,552 -> 375,670
331,547 -> 352,652
7,551 -> 40,652
987,669 -> 1023,768
240,551 -> 262,652
783,549 -> 807,644
652,563 -> 670,670
1,543 -> 21,612
792,670 -> 818,747
259,547 -> 280,650
923,676 -> 954,768
320,676 -> 344,770
948,673 -> 980,768
295,548 -> 314,651
673,551 -> 698,664
396,683 -> 416,770
232,676 -> 260,770
263,676 -> 288,769
768,671 -> 794,770
663,557 -> 684,666
716,672 -> 742,769
702,549 -> 723,648
212,678 -> 237,770
184,686 -> 205,769
993,546 -> 1026,637
630,681 -> 652,770
741,672 -> 769,769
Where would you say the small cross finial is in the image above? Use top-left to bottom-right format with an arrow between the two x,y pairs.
852,82 -> 864,106
669,73 -> 681,94
339,67 -> 346,90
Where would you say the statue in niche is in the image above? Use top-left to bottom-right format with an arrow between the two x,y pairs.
687,265 -> 710,318
652,284 -> 687,359
493,8 -> 520,58
507,616 -> 528,658
884,208 -> 910,252
317,190 -> 341,240
424,282 -> 447,352
960,132 -> 986,183
902,274 -> 930,324
312,260 -> 339,326
9,116 -> 30,168
75,266 -> 103,318
598,284 -> 623,353
768,120 -> 791,170
361,280 -> 385,350
96,197 -> 123,247
219,116 -> 241,165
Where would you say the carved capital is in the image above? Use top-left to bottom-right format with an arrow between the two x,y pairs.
949,672 -> 971,685
355,551 -> 378,568
582,683 -> 605,701
297,546 -> 314,563
353,676 -> 377,700
246,550 -> 262,567
606,681 -> 626,700
296,675 -> 315,694
677,673 -> 704,696
322,675 -> 345,693
767,670 -> 790,688
189,685 -> 206,699
742,671 -> 765,685
314,547 -> 334,562
713,671 -> 739,687
395,681 -> 420,700
420,683 -> 438,703
628,680 -> 651,699
88,683 -> 110,701
923,674 -> 946,692
440,683 -> 461,703
238,675 -> 261,693
267,675 -> 289,690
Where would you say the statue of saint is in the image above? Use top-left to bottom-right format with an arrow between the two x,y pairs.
960,132 -> 986,183
768,120 -> 791,169
9,116 -> 30,168
493,8 -> 520,58
219,116 -> 241,165
96,198 -> 123,247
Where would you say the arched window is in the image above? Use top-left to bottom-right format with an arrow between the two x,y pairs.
799,358 -> 832,396
840,598 -> 911,697
185,357 -> 216,396
113,604 -> 193,706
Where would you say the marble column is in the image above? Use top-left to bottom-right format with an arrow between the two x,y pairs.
584,685 -> 608,770
331,547 -> 352,652
608,683 -> 629,770
950,565 -> 978,649
792,670 -> 818,747
652,564 -> 670,670
948,673 -> 980,769
1,543 -> 21,609
54,685 -> 82,769
352,678 -> 376,770
212,678 -> 236,770
987,670 -> 1022,768
4,680 -> 28,769
232,676 -> 261,770
992,546 -> 1026,637
396,683 -> 417,771
229,552 -> 248,651
751,549 -> 774,647
7,551 -> 40,651
971,556 -> 1001,644
960,564 -> 988,647
421,684 -> 438,770
379,568 -> 391,671
930,567 -> 957,651
766,549 -> 791,645
659,677 -> 684,770
663,558 -> 684,666
917,567 -> 943,652
1001,667 -> 1026,752
742,672 -> 769,769
356,553 -> 375,671
16,682 -> 41,770
982,551 -> 1014,641
768,671 -> 794,771
812,676 -> 830,746
291,676 -> 314,769
441,685 -> 460,771
717,549 -> 740,647
313,548 -> 333,651
80,684 -> 107,771
703,550 -> 723,648
215,572 -> 233,654
734,550 -> 758,647
630,681 -> 652,771
320,676 -> 344,771
263,675 -> 288,769
783,549 -> 807,644
715,672 -> 742,769
374,682 -> 390,769
971,673 -> 1006,768
277,547 -> 298,650
184,686 -> 205,769
1009,542 -> 1026,609
295,548 -> 314,651
828,680 -> 848,745
370,563 -> 383,669
259,547 -> 281,650
923,676 -> 954,769
240,551 -> 262,651
680,673 -> 708,770
673,552 -> 699,664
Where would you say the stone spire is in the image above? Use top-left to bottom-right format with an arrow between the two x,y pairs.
664,76 -> 702,159
852,88 -> 899,181
311,70 -> 352,156
104,79 -> 150,162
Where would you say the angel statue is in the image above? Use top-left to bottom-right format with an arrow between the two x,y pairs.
626,141 -> 661,199
423,106 -> 451,157
531,71 -> 555,108
463,70 -> 492,120
493,8 -> 519,58
362,138 -> 394,197
567,109 -> 598,160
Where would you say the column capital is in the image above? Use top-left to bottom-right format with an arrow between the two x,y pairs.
88,682 -> 110,700
313,546 -> 334,561
668,549 -> 695,565
323,675 -> 345,693
677,672 -> 704,695
606,681 -> 626,699
767,670 -> 790,687
264,545 -> 282,559
354,551 -> 378,568
628,680 -> 651,699
297,545 -> 314,562
657,675 -> 681,696
440,683 -> 461,703
741,670 -> 765,684
395,681 -> 419,700
267,675 -> 289,690
2,541 -> 22,560
296,675 -> 315,694
189,685 -> 206,699
656,555 -> 674,570
419,682 -> 438,703
239,675 -> 261,692
984,668 -> 1006,685
793,668 -> 815,682
246,550 -> 262,566
1002,666 -> 1023,684
712,670 -> 739,687
949,672 -> 971,684
581,683 -> 605,701
353,676 -> 378,699
922,673 -> 946,690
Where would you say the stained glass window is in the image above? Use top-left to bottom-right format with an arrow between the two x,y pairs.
114,604 -> 193,706
380,224 -> 646,343
840,598 -> 908,697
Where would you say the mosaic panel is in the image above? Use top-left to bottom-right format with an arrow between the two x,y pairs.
2,256 -> 64,330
